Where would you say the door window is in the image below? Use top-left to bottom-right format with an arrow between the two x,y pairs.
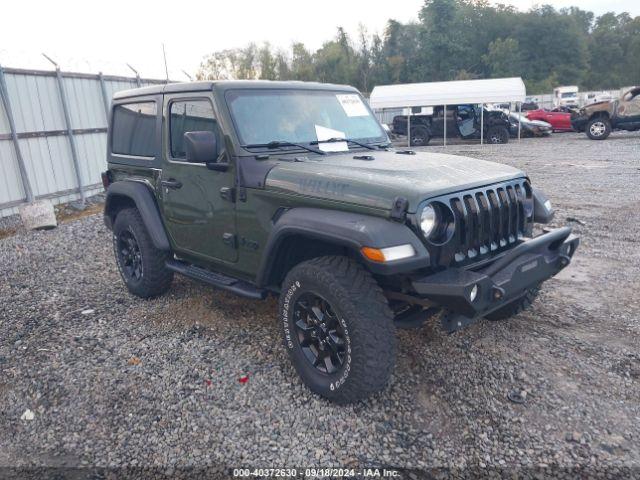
169,99 -> 217,160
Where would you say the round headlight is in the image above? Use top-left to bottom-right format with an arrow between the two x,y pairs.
420,205 -> 437,237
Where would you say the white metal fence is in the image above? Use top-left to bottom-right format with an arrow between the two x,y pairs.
0,66 -> 167,218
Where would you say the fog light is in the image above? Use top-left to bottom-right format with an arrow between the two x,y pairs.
469,284 -> 479,302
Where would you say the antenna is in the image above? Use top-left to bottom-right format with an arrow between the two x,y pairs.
181,70 -> 193,82
162,44 -> 169,82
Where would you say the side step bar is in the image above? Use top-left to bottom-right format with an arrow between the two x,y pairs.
165,260 -> 268,300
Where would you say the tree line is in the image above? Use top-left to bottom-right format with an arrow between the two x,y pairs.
196,0 -> 640,94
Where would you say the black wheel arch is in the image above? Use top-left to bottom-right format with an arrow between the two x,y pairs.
589,111 -> 611,121
104,181 -> 171,251
256,208 -> 430,288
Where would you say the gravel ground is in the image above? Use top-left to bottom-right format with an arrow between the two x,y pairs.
1,131 -> 639,477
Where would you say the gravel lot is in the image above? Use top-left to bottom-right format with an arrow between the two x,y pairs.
1,132 -> 639,477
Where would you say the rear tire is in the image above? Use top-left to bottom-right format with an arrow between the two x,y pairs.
112,208 -> 173,298
279,256 -> 396,403
485,286 -> 540,321
586,117 -> 611,140
486,126 -> 510,144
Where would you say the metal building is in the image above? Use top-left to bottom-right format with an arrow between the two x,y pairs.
0,66 -> 167,218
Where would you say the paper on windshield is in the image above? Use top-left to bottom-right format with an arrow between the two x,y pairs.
336,94 -> 369,117
315,125 -> 348,152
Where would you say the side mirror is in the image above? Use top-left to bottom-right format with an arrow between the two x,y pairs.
184,131 -> 218,164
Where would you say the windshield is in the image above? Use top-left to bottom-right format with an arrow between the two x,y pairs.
226,89 -> 386,147
561,92 -> 577,98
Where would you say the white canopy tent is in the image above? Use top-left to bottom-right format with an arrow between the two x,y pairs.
369,77 -> 527,146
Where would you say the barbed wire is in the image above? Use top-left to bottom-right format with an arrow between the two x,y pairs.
0,47 -> 193,80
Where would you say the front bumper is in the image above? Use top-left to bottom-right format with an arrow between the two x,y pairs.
412,227 -> 579,332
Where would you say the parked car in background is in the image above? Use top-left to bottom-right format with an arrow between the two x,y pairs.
508,112 -> 552,137
553,86 -> 579,108
521,98 -> 539,111
525,109 -> 573,132
571,86 -> 640,140
392,104 -> 510,146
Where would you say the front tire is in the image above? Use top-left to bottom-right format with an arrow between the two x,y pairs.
410,125 -> 430,146
486,125 -> 510,144
112,208 -> 173,298
279,256 -> 396,403
586,117 -> 611,140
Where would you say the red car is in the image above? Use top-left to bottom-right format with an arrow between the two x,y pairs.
525,109 -> 573,132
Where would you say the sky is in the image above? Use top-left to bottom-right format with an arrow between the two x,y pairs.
1,0 -> 638,80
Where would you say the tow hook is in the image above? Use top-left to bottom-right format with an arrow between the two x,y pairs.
491,286 -> 505,301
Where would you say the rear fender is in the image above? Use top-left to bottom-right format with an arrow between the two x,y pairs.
104,181 -> 171,251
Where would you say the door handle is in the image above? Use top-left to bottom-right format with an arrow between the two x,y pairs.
161,179 -> 182,189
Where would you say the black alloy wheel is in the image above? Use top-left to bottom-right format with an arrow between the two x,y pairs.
117,230 -> 143,281
292,292 -> 347,374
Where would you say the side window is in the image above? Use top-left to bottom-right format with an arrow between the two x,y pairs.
169,99 -> 216,160
111,102 -> 157,157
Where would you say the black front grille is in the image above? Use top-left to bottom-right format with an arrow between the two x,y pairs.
427,179 -> 533,266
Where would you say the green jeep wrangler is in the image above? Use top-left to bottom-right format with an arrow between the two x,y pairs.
102,81 -> 579,403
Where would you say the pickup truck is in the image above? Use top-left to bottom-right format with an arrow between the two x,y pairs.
571,86 -> 640,140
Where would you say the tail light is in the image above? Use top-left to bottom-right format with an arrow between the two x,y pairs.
101,170 -> 113,190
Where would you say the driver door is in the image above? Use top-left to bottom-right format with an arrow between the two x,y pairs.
160,94 -> 238,264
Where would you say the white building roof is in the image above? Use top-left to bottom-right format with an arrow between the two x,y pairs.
369,77 -> 526,109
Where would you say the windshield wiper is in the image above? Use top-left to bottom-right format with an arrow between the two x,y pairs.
310,137 -> 377,151
242,140 -> 326,155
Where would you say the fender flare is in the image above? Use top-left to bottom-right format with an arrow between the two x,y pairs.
532,186 -> 555,224
104,181 -> 171,251
255,208 -> 430,287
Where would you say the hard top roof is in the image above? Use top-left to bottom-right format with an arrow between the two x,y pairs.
112,80 -> 359,100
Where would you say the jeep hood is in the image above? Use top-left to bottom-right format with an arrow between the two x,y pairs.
265,150 -> 525,213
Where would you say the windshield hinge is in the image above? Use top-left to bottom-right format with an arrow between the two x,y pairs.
220,186 -> 236,203
390,197 -> 408,222
223,233 -> 237,248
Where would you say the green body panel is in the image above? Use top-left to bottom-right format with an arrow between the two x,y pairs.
160,161 -> 238,264
110,164 -> 161,192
